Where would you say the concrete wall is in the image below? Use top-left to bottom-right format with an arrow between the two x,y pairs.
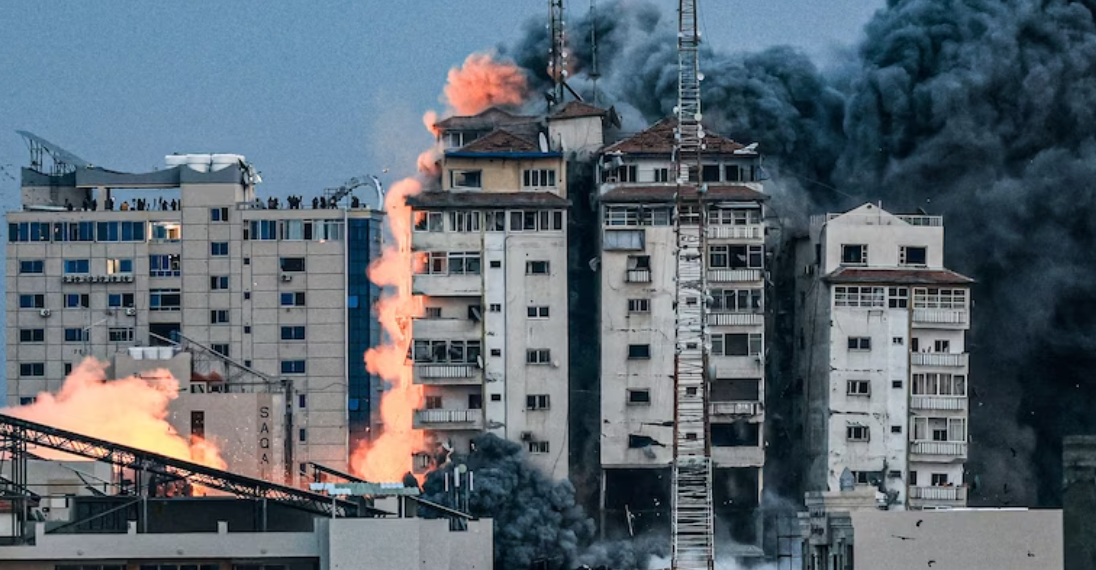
820,204 -> 945,273
443,156 -> 568,197
549,116 -> 603,158
1064,435 -> 1096,570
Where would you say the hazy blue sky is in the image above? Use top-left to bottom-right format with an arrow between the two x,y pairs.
0,0 -> 882,196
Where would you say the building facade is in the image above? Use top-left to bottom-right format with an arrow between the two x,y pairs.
595,118 -> 769,547
793,203 -> 973,510
6,150 -> 383,481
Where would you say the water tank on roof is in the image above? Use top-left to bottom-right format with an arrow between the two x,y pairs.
211,154 -> 244,171
128,347 -> 144,360
186,154 -> 212,173
157,346 -> 174,359
165,154 -> 188,169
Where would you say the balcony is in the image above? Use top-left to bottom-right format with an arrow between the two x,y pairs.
413,409 -> 482,430
911,396 -> 967,411
412,273 -> 481,297
708,269 -> 762,283
908,486 -> 967,503
625,269 -> 652,283
913,309 -> 969,327
412,364 -> 482,386
911,441 -> 967,460
709,312 -> 763,327
711,446 -> 765,468
911,352 -> 968,367
706,225 -> 763,240
710,401 -> 763,417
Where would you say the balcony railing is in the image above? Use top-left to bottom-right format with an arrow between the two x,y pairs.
709,312 -> 763,327
412,364 -> 480,386
414,409 -> 478,424
909,486 -> 967,502
625,269 -> 652,283
708,269 -> 762,283
911,396 -> 967,411
911,352 -> 968,367
710,401 -> 763,416
913,309 -> 968,326
706,225 -> 763,240
911,441 -> 967,457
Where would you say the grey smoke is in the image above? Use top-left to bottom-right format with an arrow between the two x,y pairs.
501,0 -> 1096,506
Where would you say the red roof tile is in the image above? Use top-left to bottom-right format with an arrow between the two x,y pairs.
407,191 -> 569,209
603,117 -> 753,155
455,129 -> 539,153
599,184 -> 767,203
434,107 -> 540,130
823,268 -> 975,286
549,101 -> 608,120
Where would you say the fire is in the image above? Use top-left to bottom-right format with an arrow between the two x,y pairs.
1,358 -> 226,470
349,52 -> 528,483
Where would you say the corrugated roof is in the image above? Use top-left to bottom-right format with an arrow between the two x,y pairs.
433,107 -> 540,130
406,191 -> 569,209
455,129 -> 539,153
599,184 -> 767,203
603,117 -> 754,155
823,267 -> 975,285
549,101 -> 608,120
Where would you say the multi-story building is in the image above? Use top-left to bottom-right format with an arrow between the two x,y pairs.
408,104 -> 607,481
595,118 -> 769,546
6,143 -> 383,482
793,203 -> 973,510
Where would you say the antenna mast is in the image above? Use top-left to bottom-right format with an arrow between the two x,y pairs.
589,0 -> 600,106
671,0 -> 714,569
548,0 -> 568,110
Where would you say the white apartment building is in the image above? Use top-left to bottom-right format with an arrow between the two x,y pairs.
596,118 -> 769,545
794,203 -> 973,510
408,103 -> 608,480
6,144 -> 384,483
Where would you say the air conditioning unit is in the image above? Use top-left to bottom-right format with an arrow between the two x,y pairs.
76,276 -> 87,283
63,275 -> 73,283
39,309 -> 51,318
520,431 -> 533,442
281,274 -> 293,282
109,275 -> 120,283
125,308 -> 137,316
122,275 -> 134,283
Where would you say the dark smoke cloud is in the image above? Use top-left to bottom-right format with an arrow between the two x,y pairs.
497,0 -> 1096,506
422,434 -> 664,570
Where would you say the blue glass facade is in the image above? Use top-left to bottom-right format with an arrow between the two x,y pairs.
347,218 -> 382,445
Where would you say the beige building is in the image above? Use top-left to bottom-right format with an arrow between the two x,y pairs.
6,143 -> 384,483
595,118 -> 769,546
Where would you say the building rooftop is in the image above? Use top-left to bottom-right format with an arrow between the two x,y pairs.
548,100 -> 609,120
407,191 -> 569,209
599,184 -> 767,203
454,129 -> 539,153
602,117 -> 755,156
823,267 -> 975,286
433,107 -> 539,131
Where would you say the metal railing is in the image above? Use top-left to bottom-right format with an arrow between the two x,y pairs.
911,396 -> 967,411
414,409 -> 478,424
911,353 -> 968,367
706,225 -> 763,240
911,441 -> 967,456
626,269 -> 652,283
709,312 -> 763,327
913,309 -> 968,325
414,364 -> 477,379
707,269 -> 762,283
710,402 -> 762,416
909,486 -> 967,501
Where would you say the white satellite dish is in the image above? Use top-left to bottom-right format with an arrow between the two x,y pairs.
538,132 -> 550,153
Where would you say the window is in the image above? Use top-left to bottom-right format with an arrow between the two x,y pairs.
912,373 -> 966,396
20,363 -> 44,377
469,393 -> 483,410
934,339 -> 951,353
604,205 -> 671,227
412,340 -> 481,364
19,329 -> 44,343
280,257 -> 306,272
711,289 -> 763,312
846,425 -> 870,441
249,220 -> 278,240
847,379 -> 871,396
299,428 -> 307,443
891,425 -> 903,434
910,471 -> 918,486
888,287 -> 909,308
654,168 -> 670,182
96,221 -> 145,242
211,242 -> 229,256
628,389 -> 651,405
847,337 -> 872,351
527,306 -> 550,318
109,327 -> 134,342
841,244 -> 868,265
54,221 -> 94,242
149,254 -> 181,277
900,246 -> 927,266
64,328 -> 88,342
19,260 -> 43,274
526,395 -> 550,410
490,349 -> 502,357
913,417 -> 966,442
64,294 -> 90,308
834,286 -> 885,308
484,211 -> 507,232
281,292 -> 306,306
892,337 -> 904,345
508,209 -> 565,232
414,211 -> 444,232
449,252 -> 481,275
526,349 -> 551,364
19,294 -> 44,308
210,276 -> 229,290
150,289 -> 181,311
211,206 -> 229,222
708,245 -> 763,269
281,326 -> 306,340
725,164 -> 743,181
628,299 -> 650,313
150,222 -> 181,241
526,261 -> 550,275
527,441 -> 550,454
490,260 -> 502,268
892,379 -> 904,389
298,394 -> 307,408
210,310 -> 230,324
709,207 -> 762,226
603,229 -> 646,251
610,164 -> 637,182
931,473 -> 949,486
212,344 -> 230,357
424,307 -> 442,319
106,258 -> 133,274
489,303 -> 502,312
450,170 -> 483,189
711,333 -> 763,356
522,168 -> 557,188
702,164 -> 721,181
491,393 -> 502,401
19,397 -> 36,406
64,259 -> 90,274
449,211 -> 481,232
627,344 -> 651,359
425,396 -> 442,409
281,360 -> 306,374
108,293 -> 135,308
913,288 -> 967,309
8,222 -> 50,242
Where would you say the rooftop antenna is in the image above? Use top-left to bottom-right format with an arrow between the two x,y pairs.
589,0 -> 600,106
548,0 -> 568,111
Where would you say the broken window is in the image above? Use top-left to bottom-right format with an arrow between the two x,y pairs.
710,289 -> 763,312
710,379 -> 760,402
450,170 -> 483,189
414,211 -> 444,232
709,245 -> 763,269
712,333 -> 762,357
711,422 -> 760,447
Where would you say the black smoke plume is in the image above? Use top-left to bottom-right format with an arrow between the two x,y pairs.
500,0 -> 1096,506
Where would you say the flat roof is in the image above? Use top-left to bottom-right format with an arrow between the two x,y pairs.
824,267 -> 975,285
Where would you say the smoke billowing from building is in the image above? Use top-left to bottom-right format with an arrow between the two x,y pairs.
500,0 -> 1096,506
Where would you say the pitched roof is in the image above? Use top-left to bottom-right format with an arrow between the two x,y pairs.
455,129 -> 539,153
406,191 -> 569,209
599,184 -> 767,203
603,117 -> 753,155
823,268 -> 975,286
433,107 -> 540,131
549,101 -> 608,120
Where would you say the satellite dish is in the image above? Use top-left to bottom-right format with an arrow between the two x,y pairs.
538,132 -> 550,153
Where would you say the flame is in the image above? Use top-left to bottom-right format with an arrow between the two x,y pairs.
349,52 -> 527,483
1,358 -> 226,470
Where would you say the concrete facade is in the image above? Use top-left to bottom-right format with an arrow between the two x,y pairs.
794,204 -> 973,510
